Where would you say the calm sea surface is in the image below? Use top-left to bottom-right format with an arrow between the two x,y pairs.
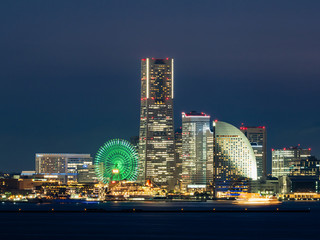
0,201 -> 319,240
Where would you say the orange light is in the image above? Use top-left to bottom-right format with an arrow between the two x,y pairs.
112,169 -> 119,174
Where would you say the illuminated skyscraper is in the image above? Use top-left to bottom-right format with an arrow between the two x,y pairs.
138,58 -> 175,189
240,126 -> 267,179
181,112 -> 213,191
272,146 -> 311,178
214,121 -> 257,197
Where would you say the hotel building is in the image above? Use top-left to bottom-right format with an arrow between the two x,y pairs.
214,121 -> 257,197
35,153 -> 93,182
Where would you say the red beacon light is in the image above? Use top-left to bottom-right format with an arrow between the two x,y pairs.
214,119 -> 218,122
283,148 -> 287,150
271,149 -> 274,151
308,148 -> 312,151
142,58 -> 146,61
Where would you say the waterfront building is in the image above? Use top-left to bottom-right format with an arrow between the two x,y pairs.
77,165 -> 98,184
279,175 -> 320,194
138,58 -> 175,189
181,111 -> 213,191
213,121 -> 257,197
290,156 -> 320,177
35,153 -> 93,182
271,147 -> 311,178
240,126 -> 267,179
248,178 -> 279,195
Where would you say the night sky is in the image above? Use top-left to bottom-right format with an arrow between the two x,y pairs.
1,1 -> 319,172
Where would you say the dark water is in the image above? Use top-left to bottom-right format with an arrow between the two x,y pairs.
0,201 -> 319,239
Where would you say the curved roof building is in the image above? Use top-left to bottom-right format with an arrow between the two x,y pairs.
214,121 -> 257,182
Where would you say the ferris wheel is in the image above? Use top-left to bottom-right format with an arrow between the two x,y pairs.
95,139 -> 139,184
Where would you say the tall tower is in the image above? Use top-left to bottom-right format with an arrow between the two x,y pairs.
240,126 -> 267,179
138,58 -> 175,189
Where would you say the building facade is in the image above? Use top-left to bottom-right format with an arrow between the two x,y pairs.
291,156 -> 320,176
174,127 -> 183,187
214,121 -> 257,197
271,147 -> 311,178
181,112 -> 213,191
240,126 -> 267,179
35,153 -> 93,182
138,58 -> 175,189
77,165 -> 98,184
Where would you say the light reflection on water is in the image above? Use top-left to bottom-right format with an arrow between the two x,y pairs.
0,201 -> 318,240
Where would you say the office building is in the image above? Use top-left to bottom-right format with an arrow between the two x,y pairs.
271,147 -> 311,178
181,111 -> 213,191
35,153 -> 93,182
77,165 -> 98,184
138,58 -> 175,189
290,156 -> 320,177
240,126 -> 267,179
214,121 -> 257,197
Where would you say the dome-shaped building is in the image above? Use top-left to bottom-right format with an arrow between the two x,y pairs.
213,121 -> 257,196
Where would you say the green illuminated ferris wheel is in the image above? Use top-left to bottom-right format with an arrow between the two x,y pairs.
95,139 -> 139,184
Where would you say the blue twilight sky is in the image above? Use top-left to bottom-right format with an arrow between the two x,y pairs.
0,0 -> 319,172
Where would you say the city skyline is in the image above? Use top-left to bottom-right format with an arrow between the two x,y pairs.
1,1 -> 320,172
0,54 -> 317,173
1,2 -> 320,239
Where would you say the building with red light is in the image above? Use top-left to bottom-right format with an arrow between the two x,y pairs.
272,146 -> 311,178
240,126 -> 267,179
138,58 -> 175,189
